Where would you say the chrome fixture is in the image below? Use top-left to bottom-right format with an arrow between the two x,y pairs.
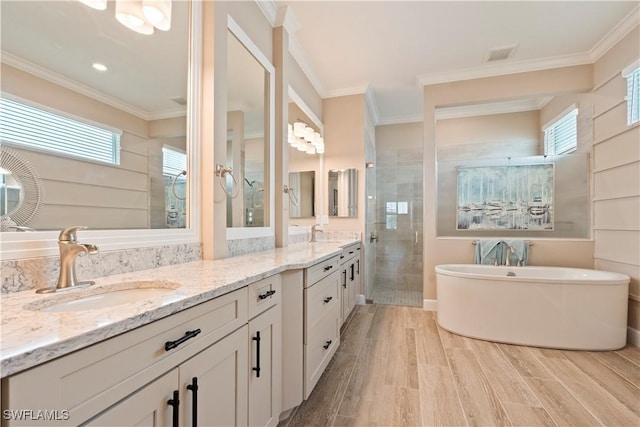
310,224 -> 323,242
36,226 -> 99,293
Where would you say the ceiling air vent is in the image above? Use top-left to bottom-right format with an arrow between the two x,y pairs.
170,96 -> 187,106
483,44 -> 518,63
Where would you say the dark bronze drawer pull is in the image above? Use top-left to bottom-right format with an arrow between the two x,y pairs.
258,289 -> 277,300
323,340 -> 332,350
323,296 -> 333,303
165,329 -> 201,351
323,265 -> 333,272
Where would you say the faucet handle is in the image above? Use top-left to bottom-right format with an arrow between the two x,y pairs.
59,226 -> 88,242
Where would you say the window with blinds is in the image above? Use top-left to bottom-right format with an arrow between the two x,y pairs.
0,97 -> 120,165
162,146 -> 187,176
543,108 -> 578,156
625,66 -> 640,126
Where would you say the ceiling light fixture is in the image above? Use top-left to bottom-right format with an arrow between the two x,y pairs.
79,0 -> 107,10
115,0 -> 155,35
142,0 -> 172,31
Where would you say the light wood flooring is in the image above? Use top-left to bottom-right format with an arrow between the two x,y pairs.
279,304 -> 640,427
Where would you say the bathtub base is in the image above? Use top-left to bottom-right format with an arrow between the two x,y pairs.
436,265 -> 629,351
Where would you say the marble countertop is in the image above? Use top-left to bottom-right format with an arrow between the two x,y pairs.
0,240 -> 360,378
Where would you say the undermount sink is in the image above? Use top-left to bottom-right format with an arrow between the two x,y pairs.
29,281 -> 181,313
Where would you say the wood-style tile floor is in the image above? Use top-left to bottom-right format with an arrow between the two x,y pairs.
279,304 -> 640,427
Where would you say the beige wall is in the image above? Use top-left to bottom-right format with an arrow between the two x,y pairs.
423,65 -> 595,300
591,26 -> 640,332
323,94 -> 366,232
289,54 -> 323,123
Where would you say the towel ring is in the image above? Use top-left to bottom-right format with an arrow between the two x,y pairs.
284,185 -> 299,207
215,165 -> 239,198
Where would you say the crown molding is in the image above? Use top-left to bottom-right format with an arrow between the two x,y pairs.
288,36 -> 326,98
376,114 -> 424,126
275,5 -> 299,35
324,84 -> 370,99
255,0 -> 277,26
0,51 -> 173,121
417,52 -> 593,86
590,5 -> 640,62
435,98 -> 548,120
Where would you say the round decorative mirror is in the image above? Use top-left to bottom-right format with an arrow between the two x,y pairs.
0,145 -> 43,231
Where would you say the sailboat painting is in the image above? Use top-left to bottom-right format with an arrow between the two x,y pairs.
457,163 -> 554,230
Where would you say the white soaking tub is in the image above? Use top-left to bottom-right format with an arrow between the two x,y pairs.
435,264 -> 630,350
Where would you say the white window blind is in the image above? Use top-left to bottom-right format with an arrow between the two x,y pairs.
162,146 -> 187,176
543,108 -> 577,156
0,97 -> 120,165
625,66 -> 640,125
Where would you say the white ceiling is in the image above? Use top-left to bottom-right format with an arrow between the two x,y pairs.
275,1 -> 639,124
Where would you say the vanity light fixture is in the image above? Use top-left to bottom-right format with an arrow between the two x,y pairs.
288,121 -> 325,155
79,0 -> 107,10
115,0 -> 155,35
142,0 -> 172,31
92,63 -> 108,72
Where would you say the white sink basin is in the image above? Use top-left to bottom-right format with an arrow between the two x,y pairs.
30,281 -> 181,312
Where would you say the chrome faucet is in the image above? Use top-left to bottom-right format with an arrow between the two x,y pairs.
310,224 -> 323,242
36,226 -> 99,293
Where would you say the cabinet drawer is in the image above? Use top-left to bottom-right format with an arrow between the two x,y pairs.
305,256 -> 340,287
339,244 -> 360,265
247,274 -> 281,320
304,307 -> 339,398
3,288 -> 248,425
304,271 -> 339,340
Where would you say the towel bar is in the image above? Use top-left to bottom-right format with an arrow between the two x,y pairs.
471,240 -> 533,246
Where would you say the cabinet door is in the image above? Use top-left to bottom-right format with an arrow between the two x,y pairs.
179,325 -> 249,427
87,369 -> 178,427
248,305 -> 282,427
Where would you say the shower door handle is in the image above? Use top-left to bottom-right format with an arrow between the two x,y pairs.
415,231 -> 418,245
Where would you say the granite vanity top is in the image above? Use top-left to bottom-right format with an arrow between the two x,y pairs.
0,240 -> 360,378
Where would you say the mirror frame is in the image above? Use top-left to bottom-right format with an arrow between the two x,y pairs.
0,2 -> 202,261
225,15 -> 275,240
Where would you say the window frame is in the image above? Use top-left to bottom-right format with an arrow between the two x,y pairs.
622,59 -> 640,126
543,106 -> 578,156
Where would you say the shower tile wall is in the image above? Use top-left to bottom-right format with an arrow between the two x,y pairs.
374,148 -> 423,307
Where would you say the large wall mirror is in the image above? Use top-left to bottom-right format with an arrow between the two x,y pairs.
328,169 -> 358,218
435,93 -> 592,238
0,1 -> 202,258
225,17 -> 274,237
288,87 -> 324,223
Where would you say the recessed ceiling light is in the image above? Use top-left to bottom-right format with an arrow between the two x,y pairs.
92,63 -> 108,72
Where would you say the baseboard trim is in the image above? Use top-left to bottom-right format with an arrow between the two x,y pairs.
356,294 -> 366,305
423,299 -> 438,311
628,326 -> 640,347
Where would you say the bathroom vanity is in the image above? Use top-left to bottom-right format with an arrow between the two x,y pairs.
0,240 -> 362,426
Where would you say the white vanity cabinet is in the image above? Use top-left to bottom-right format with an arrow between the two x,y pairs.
1,275 -> 282,427
303,255 -> 340,399
339,243 -> 361,326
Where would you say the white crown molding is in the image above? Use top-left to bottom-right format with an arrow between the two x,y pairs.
364,85 -> 380,126
376,114 -> 424,126
324,84 -> 370,99
0,51 -> 177,121
590,5 -> 640,62
435,98 -> 545,120
275,5 -> 299,35
255,0 -> 277,26
418,52 -> 593,87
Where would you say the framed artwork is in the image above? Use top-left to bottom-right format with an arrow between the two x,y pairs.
457,163 -> 554,230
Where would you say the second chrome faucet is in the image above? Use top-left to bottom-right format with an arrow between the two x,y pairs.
36,226 -> 99,293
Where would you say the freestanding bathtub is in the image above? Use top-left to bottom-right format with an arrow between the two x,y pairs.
435,264 -> 630,350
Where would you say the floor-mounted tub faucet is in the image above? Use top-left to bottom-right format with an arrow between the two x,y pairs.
36,226 -> 99,293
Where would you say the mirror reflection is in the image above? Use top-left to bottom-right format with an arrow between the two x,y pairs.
329,169 -> 358,218
0,0 -> 190,231
289,171 -> 315,218
226,30 -> 268,228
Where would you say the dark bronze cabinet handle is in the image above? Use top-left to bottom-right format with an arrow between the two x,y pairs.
187,377 -> 198,427
323,296 -> 333,303
165,329 -> 201,351
342,270 -> 347,288
323,265 -> 333,272
167,390 -> 180,427
253,331 -> 261,378
323,340 -> 332,350
258,289 -> 276,300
